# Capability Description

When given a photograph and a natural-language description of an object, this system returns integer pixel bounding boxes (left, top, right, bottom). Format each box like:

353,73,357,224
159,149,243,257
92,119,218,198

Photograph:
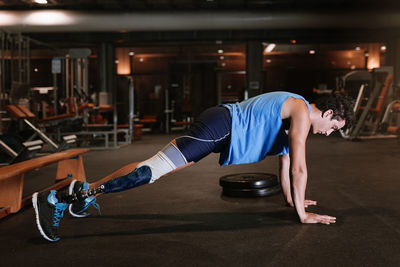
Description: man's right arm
279,154,293,207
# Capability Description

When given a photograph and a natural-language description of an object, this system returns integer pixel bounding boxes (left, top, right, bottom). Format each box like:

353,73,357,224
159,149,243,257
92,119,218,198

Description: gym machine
48,48,119,149
0,31,79,157
340,67,399,140
379,100,400,135
0,31,30,134
0,138,43,165
5,104,77,152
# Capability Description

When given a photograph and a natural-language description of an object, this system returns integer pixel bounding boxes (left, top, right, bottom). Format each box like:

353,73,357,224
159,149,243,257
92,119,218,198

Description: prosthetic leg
57,165,152,204
57,184,106,204
57,140,187,204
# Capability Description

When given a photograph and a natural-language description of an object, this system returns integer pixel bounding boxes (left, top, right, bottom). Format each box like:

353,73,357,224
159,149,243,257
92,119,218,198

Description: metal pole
0,32,4,105
10,34,14,87
23,119,59,151
76,58,81,99
4,34,9,103
128,77,134,143
165,87,170,134
18,33,21,83
26,37,30,85
110,44,117,148
0,32,3,133
22,36,26,84
83,57,88,101
128,53,134,143
70,58,74,99
65,56,69,99
112,75,118,148
2,33,7,109
53,72,58,115
0,140,18,158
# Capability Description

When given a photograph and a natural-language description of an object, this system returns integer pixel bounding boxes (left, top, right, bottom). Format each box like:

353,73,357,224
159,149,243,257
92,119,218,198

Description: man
32,91,354,242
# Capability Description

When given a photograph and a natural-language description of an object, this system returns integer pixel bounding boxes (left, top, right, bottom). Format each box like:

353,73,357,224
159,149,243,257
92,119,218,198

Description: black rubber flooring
1,133,400,266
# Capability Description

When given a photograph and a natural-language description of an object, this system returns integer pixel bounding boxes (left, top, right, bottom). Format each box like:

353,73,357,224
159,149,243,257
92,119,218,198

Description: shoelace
53,203,67,227
88,198,101,215
91,201,101,215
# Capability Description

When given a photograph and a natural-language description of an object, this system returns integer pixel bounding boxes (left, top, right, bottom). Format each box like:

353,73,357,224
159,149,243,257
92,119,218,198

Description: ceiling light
355,47,361,50
264,43,276,53
0,12,17,25
380,45,387,51
139,58,144,62
266,59,272,63
309,50,316,54
219,56,224,60
217,49,224,54
34,0,48,4
129,52,135,56
24,11,73,25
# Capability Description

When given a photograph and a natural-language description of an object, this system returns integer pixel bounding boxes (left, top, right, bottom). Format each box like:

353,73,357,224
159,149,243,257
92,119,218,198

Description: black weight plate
222,184,281,198
219,173,278,189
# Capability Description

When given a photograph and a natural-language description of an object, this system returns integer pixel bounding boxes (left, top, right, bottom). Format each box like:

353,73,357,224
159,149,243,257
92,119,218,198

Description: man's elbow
290,167,307,177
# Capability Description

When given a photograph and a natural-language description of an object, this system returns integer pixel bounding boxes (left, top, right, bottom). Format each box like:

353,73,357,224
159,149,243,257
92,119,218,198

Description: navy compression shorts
175,106,232,163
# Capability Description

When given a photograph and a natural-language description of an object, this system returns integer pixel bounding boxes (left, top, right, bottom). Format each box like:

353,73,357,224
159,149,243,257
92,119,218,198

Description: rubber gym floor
1,133,399,267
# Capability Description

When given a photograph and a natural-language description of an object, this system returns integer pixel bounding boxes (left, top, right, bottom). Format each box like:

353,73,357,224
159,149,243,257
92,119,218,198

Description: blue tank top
220,91,311,166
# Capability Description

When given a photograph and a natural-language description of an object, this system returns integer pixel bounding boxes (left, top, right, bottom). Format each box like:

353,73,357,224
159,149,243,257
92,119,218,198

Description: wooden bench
0,148,89,219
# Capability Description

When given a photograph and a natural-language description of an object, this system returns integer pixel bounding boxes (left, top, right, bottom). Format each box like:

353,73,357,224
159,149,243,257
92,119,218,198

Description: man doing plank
32,91,354,242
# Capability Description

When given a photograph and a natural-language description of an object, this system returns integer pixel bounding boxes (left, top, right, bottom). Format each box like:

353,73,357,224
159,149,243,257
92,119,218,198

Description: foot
32,190,68,242
68,180,100,217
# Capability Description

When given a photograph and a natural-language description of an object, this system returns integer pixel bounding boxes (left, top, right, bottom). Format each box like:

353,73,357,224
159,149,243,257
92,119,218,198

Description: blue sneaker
68,180,100,217
32,190,68,242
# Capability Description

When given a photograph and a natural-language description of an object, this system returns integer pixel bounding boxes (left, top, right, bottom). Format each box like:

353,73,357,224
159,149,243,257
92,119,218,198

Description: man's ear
321,109,333,118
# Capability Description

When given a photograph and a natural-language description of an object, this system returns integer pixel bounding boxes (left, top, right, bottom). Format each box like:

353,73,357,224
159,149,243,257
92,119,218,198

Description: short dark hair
315,94,355,129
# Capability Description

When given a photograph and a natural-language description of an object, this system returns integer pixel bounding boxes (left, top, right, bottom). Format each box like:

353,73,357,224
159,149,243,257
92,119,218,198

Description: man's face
312,110,346,136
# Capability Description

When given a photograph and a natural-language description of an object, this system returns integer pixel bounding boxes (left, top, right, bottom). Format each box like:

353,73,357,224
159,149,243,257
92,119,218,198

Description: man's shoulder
281,97,309,120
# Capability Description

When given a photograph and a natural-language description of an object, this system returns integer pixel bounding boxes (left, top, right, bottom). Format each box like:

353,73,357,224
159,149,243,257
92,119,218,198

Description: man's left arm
289,101,336,224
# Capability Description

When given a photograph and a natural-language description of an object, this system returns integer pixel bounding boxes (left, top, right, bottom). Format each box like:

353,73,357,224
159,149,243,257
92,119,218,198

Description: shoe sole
32,192,59,242
68,180,88,218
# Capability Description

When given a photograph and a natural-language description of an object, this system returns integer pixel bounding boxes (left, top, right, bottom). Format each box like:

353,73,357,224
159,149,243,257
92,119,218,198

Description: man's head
312,94,355,136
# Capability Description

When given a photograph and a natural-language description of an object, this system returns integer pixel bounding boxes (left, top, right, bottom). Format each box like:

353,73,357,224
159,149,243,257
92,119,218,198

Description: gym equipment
219,173,279,189
5,105,77,152
222,185,281,198
340,67,398,140
219,173,281,198
0,137,43,165
379,100,400,134
56,166,150,203
140,115,158,133
0,31,31,135
50,48,119,149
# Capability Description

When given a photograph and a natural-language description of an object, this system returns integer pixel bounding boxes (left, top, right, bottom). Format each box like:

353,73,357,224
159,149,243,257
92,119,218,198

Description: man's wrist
298,211,307,222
